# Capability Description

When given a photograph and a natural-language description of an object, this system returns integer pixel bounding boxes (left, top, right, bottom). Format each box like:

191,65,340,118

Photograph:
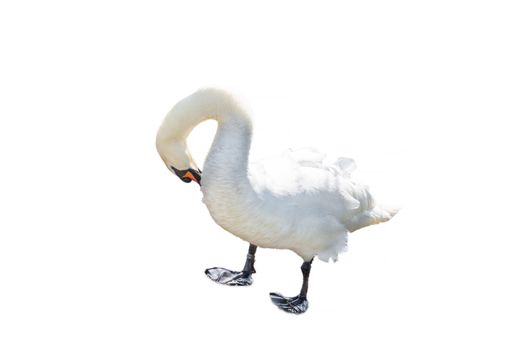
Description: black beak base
171,166,202,185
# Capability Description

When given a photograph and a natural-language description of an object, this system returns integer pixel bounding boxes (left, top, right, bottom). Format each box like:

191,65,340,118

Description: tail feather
371,205,399,224
347,205,399,232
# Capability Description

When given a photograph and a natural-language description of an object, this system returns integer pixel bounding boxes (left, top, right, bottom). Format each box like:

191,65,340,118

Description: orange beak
183,171,198,183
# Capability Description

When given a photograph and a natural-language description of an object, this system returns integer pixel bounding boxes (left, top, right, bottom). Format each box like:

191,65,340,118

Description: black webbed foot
269,292,309,314
205,267,253,286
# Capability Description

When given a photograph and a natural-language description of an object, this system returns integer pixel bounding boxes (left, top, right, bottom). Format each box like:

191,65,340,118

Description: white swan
156,88,397,313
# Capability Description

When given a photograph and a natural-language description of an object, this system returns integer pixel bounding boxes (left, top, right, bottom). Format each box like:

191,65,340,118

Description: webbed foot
205,267,253,286
269,292,309,314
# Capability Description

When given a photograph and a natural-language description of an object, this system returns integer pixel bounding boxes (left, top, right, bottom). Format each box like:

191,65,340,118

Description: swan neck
207,117,252,175
160,89,253,183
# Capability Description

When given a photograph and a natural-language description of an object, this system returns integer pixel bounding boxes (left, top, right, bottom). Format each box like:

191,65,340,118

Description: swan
156,88,397,313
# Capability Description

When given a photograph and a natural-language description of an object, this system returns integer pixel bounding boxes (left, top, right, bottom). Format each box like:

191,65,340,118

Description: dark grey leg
299,259,312,298
241,244,257,276
205,244,257,286
270,258,313,314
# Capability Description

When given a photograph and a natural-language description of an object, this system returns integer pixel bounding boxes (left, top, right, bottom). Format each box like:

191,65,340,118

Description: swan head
156,138,202,185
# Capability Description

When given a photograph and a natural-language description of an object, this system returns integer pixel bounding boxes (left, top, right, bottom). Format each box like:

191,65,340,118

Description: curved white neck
204,115,252,184
159,89,253,186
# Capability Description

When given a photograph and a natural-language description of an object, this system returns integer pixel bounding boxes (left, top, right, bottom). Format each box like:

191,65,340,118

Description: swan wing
286,147,356,174
249,147,360,209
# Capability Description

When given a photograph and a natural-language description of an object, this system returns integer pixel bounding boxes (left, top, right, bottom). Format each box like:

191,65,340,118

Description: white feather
157,88,398,262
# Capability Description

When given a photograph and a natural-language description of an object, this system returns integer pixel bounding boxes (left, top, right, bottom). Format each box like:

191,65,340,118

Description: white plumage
156,88,397,262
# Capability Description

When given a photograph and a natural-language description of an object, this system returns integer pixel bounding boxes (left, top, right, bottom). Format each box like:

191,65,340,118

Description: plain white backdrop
1,1,527,349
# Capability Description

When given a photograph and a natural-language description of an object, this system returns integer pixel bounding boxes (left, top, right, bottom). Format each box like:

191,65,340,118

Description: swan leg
270,258,313,314
205,244,257,286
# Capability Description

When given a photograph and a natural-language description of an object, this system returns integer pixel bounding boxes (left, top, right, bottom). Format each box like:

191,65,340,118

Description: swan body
204,148,395,262
156,88,397,313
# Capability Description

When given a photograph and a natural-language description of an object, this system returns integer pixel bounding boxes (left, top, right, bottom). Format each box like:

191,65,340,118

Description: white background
1,1,527,349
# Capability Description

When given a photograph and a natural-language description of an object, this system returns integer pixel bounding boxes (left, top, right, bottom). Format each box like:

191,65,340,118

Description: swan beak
182,168,202,185
183,170,199,184
170,166,202,185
